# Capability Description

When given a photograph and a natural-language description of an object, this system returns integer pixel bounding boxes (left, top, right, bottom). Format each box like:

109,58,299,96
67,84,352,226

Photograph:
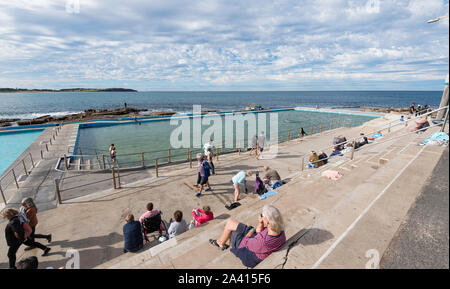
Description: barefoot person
249,134,258,156
256,132,266,160
231,170,252,203
109,144,117,163
209,205,286,268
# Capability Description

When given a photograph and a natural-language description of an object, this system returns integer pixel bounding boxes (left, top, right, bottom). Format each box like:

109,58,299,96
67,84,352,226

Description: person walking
2,208,51,269
205,147,216,175
195,153,211,197
249,134,258,156
20,198,52,251
256,131,266,160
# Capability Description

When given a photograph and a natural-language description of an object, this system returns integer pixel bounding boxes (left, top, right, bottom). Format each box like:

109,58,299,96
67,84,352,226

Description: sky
0,0,448,91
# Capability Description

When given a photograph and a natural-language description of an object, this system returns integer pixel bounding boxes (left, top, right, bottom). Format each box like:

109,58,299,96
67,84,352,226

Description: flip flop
209,239,229,250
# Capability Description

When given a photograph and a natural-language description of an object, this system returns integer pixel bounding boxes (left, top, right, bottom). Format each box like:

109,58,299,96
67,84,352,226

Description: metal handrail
298,105,448,161
300,108,448,169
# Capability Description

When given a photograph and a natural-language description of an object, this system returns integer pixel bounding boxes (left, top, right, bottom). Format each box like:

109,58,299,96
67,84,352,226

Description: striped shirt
238,228,286,260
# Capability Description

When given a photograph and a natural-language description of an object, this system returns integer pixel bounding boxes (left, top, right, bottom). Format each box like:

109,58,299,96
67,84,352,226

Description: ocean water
0,91,443,119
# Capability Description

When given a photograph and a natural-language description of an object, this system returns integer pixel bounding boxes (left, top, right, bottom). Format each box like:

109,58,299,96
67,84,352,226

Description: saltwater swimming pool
0,129,43,175
75,110,378,167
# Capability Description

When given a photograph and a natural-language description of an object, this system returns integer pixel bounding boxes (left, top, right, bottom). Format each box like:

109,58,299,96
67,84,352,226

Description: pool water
0,129,43,175
76,110,377,167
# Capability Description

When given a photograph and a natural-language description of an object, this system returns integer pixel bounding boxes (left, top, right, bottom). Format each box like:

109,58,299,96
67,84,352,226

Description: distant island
0,88,138,93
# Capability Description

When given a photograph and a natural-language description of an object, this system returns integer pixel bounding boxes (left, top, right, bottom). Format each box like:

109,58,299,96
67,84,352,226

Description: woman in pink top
138,202,159,223
191,205,214,227
209,205,286,268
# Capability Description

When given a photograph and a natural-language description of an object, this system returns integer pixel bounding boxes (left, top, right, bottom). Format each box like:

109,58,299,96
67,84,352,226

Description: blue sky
0,0,448,91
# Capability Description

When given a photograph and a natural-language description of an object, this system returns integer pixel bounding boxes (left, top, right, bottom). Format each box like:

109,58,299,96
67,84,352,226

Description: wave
0,111,83,120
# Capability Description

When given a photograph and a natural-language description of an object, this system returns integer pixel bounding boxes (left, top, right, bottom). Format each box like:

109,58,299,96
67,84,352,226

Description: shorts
230,223,252,249
197,172,209,185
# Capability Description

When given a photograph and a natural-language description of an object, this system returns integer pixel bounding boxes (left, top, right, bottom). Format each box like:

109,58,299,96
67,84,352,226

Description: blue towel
259,190,278,200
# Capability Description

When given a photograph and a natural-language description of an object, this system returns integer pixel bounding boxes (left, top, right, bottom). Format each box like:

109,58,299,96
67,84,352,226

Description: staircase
95,124,446,269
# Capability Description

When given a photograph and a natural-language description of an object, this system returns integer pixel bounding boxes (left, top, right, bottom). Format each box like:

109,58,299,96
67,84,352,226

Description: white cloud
0,0,448,90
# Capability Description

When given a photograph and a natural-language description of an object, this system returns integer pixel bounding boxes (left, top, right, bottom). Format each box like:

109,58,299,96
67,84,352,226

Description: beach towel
258,190,278,200
421,132,448,145
321,170,342,181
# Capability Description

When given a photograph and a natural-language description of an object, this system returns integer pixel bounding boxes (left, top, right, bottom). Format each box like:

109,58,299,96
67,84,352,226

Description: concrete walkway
0,114,446,269
2,124,78,210
380,148,449,269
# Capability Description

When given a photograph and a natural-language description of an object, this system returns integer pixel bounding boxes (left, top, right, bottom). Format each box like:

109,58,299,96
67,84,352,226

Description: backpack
254,176,267,195
17,212,32,239
202,160,211,177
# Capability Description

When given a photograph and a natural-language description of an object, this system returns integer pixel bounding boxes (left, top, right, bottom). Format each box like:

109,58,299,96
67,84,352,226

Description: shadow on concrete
295,228,334,246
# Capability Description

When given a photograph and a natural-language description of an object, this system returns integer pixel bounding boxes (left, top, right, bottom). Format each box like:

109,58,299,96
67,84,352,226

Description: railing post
22,160,28,176
102,155,106,169
12,169,19,189
168,149,171,163
112,167,117,189
117,167,122,189
301,157,304,171
55,179,62,204
155,159,159,178
348,119,351,128
388,122,391,133
320,124,323,134
49,138,52,146
222,141,224,152
46,144,49,152
310,125,313,135
238,142,241,155
441,106,449,132
298,129,301,139
343,119,346,127
330,120,333,130
30,153,35,168
188,149,192,168
288,130,290,142
41,150,44,160
141,153,145,168
0,184,6,204
216,147,219,161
